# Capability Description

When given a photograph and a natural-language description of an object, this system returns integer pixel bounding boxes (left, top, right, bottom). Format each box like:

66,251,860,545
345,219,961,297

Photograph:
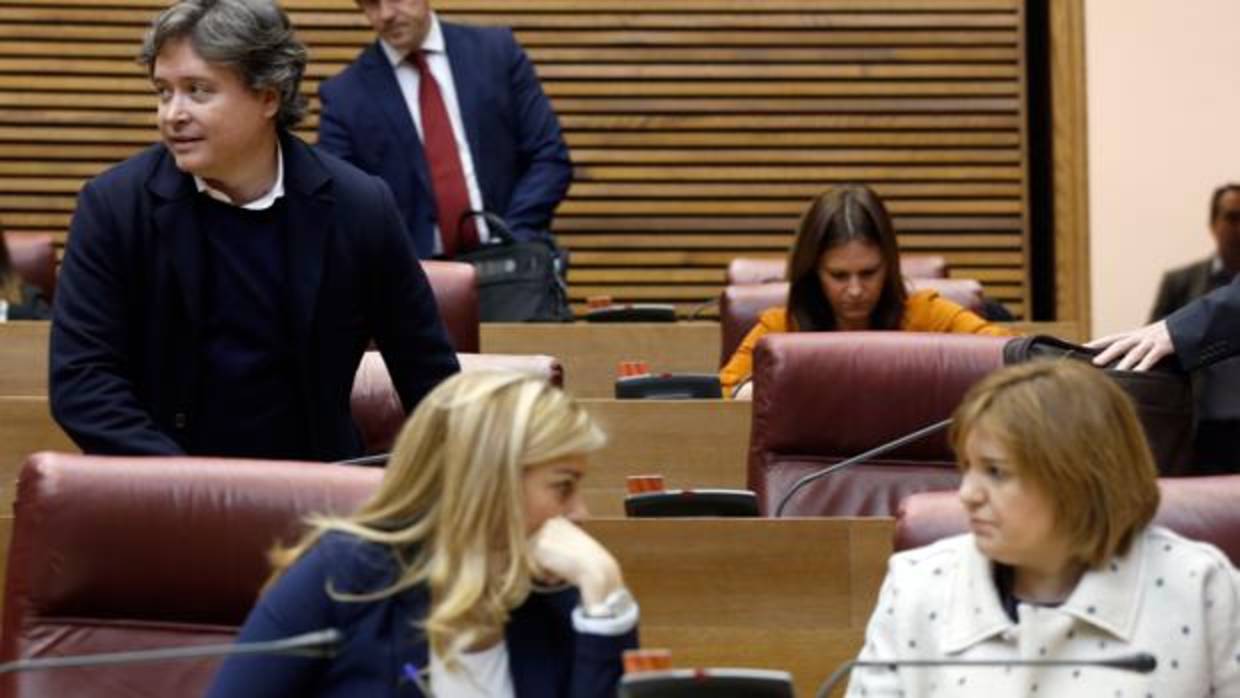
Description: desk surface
584,517,893,698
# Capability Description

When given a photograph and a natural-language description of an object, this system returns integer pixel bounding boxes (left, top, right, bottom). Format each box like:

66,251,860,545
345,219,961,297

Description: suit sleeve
498,30,572,242
49,179,184,455
205,542,337,698
366,176,460,411
317,80,359,166
1167,276,1240,370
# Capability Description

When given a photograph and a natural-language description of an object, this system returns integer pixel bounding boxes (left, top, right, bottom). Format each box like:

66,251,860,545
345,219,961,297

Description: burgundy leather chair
3,233,56,302
0,453,381,698
725,254,948,286
350,350,564,454
894,476,1240,565
748,332,1011,517
420,260,479,353
719,277,986,366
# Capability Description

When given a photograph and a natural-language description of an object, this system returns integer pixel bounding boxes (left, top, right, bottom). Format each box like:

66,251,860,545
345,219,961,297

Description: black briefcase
1002,335,1196,475
454,211,573,323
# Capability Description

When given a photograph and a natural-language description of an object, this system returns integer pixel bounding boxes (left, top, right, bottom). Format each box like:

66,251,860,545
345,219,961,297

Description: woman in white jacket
846,360,1239,697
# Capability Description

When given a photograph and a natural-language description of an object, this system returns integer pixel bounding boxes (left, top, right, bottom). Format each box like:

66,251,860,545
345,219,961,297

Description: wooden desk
483,322,721,398
0,396,75,506
0,321,50,396
584,517,893,698
582,399,751,516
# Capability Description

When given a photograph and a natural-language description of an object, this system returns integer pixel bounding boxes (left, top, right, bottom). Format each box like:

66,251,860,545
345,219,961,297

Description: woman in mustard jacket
720,184,1011,397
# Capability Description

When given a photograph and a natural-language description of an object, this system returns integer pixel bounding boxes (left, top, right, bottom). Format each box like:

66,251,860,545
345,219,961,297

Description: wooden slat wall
0,0,1029,317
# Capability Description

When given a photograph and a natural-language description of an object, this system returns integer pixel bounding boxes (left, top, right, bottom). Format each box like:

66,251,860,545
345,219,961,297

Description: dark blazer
49,132,460,460
317,22,571,258
1149,256,1221,322
1168,275,1240,371
206,532,636,697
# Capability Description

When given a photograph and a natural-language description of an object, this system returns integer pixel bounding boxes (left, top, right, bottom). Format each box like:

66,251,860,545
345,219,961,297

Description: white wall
1085,0,1240,336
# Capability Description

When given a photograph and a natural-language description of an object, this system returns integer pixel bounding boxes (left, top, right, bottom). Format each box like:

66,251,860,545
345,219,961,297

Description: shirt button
174,412,187,429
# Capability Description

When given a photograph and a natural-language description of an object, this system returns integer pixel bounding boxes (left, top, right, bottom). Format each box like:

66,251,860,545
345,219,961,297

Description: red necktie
411,51,478,257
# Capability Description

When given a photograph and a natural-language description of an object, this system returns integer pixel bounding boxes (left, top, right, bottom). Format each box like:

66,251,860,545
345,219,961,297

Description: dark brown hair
1210,183,1240,224
785,184,907,331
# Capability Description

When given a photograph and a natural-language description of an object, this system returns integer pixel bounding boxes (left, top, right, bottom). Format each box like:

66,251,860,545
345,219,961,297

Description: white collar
194,140,284,211
942,530,1149,653
379,11,444,67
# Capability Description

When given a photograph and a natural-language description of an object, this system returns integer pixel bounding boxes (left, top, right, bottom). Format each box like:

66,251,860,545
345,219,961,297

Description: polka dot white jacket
846,527,1239,698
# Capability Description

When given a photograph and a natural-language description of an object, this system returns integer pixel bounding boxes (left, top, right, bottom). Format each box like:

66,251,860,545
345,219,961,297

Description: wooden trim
1049,0,1091,329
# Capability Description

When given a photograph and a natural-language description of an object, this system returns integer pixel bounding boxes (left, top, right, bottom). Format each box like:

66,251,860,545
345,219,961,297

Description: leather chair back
350,350,564,454
719,277,986,366
420,260,479,353
748,332,1010,516
3,233,55,301
894,476,1240,565
0,453,381,698
725,254,948,286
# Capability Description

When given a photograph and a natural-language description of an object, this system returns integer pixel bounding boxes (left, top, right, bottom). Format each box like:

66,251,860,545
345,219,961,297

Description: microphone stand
0,628,340,674
815,652,1157,698
774,418,952,517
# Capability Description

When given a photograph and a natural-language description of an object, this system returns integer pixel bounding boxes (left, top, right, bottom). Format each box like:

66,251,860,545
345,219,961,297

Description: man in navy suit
50,0,459,461
317,0,571,259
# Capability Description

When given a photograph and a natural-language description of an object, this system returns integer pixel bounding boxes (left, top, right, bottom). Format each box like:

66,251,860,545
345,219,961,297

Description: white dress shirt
379,12,489,255
193,141,284,210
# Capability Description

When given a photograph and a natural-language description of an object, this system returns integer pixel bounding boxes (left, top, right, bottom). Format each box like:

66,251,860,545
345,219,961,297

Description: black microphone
338,453,389,466
814,652,1157,698
0,628,341,674
774,417,952,517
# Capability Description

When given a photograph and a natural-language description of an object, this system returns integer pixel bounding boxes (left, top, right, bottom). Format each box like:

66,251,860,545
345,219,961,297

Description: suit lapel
443,23,487,185
148,148,204,342
279,133,333,355
359,42,433,198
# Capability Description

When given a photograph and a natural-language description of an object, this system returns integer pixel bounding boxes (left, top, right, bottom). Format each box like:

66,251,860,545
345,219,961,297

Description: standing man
50,0,459,461
1147,183,1240,322
317,0,571,259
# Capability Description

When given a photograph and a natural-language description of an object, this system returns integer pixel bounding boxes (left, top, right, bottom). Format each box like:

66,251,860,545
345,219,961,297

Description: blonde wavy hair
267,371,606,666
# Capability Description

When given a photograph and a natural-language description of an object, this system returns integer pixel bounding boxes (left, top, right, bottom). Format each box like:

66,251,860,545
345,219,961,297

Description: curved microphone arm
814,653,1157,698
0,628,342,675
774,418,952,517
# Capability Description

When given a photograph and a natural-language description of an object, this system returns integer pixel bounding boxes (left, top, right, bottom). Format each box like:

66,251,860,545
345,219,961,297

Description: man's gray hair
138,0,308,128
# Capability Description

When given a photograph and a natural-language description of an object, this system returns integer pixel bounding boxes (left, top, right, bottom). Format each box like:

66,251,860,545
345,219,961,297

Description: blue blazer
317,23,572,258
1169,275,1240,370
49,131,460,460
206,533,636,697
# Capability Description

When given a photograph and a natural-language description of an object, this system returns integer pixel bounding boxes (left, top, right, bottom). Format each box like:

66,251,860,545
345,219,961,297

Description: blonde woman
846,360,1239,697
208,372,638,697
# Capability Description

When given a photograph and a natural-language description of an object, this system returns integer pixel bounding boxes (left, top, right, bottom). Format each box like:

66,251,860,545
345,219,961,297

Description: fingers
1083,332,1121,350
1114,338,1150,371
1091,334,1136,367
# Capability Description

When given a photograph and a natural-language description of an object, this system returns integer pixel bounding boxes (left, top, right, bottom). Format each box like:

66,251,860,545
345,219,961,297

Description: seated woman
0,222,51,321
846,360,1239,697
719,184,1011,397
207,371,638,697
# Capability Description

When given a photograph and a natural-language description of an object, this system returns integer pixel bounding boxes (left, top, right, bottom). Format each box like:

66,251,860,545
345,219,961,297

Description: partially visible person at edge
1147,183,1240,323
207,371,638,697
49,0,458,459
0,220,51,321
719,184,1013,398
845,360,1239,697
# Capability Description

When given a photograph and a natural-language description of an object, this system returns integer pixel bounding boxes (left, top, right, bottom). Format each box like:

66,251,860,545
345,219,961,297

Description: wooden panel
481,321,721,398
0,0,1032,318
0,396,76,513
0,321,50,396
581,398,751,516
583,517,894,697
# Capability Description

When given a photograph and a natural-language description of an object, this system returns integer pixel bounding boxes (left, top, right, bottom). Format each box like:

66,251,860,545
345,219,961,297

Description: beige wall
1085,0,1240,337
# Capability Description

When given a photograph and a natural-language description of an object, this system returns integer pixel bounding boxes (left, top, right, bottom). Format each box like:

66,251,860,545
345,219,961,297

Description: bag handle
459,209,518,246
